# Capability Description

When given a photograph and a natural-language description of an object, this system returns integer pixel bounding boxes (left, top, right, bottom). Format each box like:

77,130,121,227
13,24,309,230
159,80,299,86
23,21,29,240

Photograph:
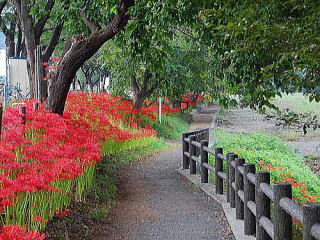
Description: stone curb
177,169,255,240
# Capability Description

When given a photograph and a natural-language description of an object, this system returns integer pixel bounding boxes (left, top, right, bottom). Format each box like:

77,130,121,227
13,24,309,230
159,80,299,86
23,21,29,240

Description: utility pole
158,97,162,123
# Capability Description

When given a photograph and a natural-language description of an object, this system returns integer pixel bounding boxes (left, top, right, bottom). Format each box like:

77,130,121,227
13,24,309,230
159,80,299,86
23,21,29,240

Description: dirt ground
217,107,320,177
219,107,320,158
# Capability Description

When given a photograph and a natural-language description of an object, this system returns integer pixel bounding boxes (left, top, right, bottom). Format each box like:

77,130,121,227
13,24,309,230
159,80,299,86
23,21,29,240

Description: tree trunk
5,33,15,58
46,0,134,115
15,28,23,57
134,94,147,109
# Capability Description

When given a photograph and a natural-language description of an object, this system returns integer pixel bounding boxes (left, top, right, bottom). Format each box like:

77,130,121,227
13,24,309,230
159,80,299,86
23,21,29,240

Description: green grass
152,114,189,139
90,207,110,222
273,93,320,117
214,130,320,202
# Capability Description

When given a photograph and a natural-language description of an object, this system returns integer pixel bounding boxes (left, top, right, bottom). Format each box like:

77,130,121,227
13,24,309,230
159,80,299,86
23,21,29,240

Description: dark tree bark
15,0,38,97
131,71,160,109
0,1,16,58
15,27,23,57
5,30,15,57
14,0,61,98
46,0,134,115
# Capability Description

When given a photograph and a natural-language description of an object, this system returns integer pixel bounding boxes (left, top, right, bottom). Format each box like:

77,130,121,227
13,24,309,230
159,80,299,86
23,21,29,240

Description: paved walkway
101,106,235,240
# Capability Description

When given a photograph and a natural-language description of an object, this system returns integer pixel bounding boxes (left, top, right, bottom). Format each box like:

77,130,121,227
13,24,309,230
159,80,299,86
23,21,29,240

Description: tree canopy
1,0,320,113
199,0,320,110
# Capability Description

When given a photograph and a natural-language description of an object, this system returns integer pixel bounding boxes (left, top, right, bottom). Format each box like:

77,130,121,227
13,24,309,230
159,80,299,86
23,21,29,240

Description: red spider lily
0,92,201,236
51,57,61,62
33,216,46,223
0,225,45,240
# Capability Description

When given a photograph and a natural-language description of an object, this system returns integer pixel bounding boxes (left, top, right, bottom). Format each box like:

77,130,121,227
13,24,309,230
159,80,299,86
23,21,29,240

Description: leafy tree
44,0,209,114
13,0,66,99
200,0,320,110
104,27,215,109
0,0,23,57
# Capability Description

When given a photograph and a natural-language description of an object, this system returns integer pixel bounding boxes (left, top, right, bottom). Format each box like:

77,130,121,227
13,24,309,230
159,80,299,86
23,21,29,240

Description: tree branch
146,80,160,96
81,12,102,33
131,75,140,95
142,70,152,90
34,0,55,43
42,22,64,62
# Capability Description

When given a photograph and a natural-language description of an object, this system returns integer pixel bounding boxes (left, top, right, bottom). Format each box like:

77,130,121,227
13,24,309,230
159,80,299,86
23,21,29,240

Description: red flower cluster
0,92,199,238
0,92,189,238
258,160,318,204
181,94,203,109
0,225,45,240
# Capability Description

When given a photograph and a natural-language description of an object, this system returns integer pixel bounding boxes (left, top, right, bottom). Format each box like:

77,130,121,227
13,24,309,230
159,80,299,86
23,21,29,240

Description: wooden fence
182,129,320,240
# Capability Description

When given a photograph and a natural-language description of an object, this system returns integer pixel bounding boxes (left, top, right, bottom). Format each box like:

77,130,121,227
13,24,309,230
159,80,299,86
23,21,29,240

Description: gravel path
100,107,235,240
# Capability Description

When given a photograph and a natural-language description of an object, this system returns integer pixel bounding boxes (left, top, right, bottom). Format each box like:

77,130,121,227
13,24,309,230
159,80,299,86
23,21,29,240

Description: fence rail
182,129,320,240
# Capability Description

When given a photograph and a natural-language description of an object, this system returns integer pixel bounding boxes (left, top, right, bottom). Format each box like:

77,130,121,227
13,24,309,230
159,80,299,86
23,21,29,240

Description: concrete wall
8,58,29,97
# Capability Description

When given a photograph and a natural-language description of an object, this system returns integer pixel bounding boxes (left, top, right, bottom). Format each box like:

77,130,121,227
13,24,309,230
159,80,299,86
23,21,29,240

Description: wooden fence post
19,106,26,125
244,164,256,235
226,153,232,203
189,135,197,174
200,140,209,183
274,183,293,240
256,171,271,240
215,147,223,194
303,203,320,240
182,133,189,169
235,158,245,219
33,102,39,111
229,154,238,208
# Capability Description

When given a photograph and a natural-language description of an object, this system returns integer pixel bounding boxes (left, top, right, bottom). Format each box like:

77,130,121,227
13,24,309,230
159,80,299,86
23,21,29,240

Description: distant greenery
152,115,189,139
273,94,320,117
214,130,320,203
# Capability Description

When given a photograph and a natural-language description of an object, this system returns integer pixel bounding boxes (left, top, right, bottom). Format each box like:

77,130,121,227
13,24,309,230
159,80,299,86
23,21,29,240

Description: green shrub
152,115,189,139
214,130,320,202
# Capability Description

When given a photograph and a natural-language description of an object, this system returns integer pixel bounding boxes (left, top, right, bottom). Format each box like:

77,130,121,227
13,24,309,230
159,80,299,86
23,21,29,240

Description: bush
152,115,189,139
214,130,320,204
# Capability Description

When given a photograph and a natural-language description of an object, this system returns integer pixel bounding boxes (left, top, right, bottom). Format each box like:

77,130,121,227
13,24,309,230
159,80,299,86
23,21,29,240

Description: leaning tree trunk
46,0,134,115
47,34,117,114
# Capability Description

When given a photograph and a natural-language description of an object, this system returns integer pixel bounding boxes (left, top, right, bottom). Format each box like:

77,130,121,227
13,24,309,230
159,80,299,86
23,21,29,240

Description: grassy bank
152,114,190,139
213,130,320,204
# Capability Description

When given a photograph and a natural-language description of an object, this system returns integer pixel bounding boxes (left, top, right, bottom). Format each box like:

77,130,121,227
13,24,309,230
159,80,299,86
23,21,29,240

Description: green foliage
152,115,189,139
89,207,109,222
214,130,320,201
179,112,193,124
199,1,320,110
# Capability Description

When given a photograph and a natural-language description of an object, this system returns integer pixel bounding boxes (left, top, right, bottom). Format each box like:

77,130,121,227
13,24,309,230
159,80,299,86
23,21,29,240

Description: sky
0,49,5,76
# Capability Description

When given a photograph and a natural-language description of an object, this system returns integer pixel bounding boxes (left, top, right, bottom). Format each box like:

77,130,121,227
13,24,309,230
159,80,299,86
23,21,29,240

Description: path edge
177,168,255,240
